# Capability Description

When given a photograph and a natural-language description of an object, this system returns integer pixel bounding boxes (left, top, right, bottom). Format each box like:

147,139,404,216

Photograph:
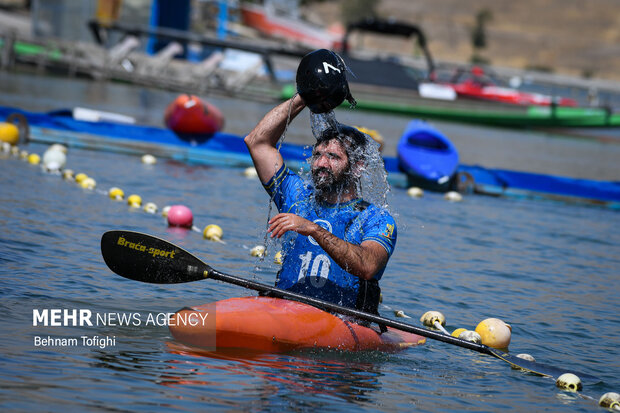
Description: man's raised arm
244,94,306,184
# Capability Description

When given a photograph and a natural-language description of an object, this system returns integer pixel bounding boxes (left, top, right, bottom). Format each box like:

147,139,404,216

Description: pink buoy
167,205,193,228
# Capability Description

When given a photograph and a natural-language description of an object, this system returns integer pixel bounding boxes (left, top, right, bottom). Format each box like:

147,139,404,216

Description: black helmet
296,49,356,113
316,123,367,148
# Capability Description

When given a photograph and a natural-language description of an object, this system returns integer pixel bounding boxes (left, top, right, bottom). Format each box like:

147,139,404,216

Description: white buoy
250,245,265,258
48,144,67,154
444,191,463,202
43,161,61,173
599,392,620,409
43,148,67,168
243,167,258,178
407,187,424,198
161,205,171,217
62,169,74,180
516,353,535,362
420,311,446,327
143,202,158,214
556,373,582,392
458,330,482,344
394,310,411,318
141,154,157,165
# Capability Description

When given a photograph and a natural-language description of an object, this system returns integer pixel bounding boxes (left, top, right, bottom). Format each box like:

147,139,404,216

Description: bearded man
244,94,396,314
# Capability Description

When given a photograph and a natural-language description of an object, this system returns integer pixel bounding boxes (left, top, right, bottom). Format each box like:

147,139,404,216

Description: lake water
0,71,619,412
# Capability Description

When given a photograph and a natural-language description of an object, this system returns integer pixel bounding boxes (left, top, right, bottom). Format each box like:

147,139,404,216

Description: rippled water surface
0,72,619,412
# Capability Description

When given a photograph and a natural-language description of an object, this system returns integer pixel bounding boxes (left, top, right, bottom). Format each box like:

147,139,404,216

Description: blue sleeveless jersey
263,165,397,308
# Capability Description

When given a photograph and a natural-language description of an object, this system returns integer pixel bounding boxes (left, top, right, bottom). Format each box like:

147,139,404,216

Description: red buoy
167,205,193,228
164,95,225,137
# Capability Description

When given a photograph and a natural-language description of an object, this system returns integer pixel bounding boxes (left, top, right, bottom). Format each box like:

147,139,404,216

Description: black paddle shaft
204,268,600,382
100,230,601,384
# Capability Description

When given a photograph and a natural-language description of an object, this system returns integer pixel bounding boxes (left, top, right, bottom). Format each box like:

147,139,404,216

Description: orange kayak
169,296,426,353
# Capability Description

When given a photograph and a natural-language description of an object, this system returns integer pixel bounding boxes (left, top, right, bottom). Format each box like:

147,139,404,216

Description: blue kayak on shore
397,120,459,191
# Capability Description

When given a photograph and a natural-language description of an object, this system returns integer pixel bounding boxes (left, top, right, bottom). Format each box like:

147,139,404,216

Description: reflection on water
164,343,384,405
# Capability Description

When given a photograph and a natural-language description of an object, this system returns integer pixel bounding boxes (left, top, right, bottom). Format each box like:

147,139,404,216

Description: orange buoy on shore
164,95,224,138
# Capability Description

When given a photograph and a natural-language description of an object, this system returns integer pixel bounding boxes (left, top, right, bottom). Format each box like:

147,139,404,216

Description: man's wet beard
312,165,355,202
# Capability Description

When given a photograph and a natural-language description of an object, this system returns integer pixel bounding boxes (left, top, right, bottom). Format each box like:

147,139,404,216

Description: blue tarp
2,105,619,206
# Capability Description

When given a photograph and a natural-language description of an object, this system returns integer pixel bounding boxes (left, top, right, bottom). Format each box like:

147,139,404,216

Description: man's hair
315,123,368,165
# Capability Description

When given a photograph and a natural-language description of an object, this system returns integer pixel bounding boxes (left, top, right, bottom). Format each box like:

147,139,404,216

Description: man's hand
267,212,389,281
268,213,316,238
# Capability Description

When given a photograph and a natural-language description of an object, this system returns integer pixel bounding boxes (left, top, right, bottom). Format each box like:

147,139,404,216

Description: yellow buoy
127,194,142,208
80,177,96,189
203,224,223,241
75,173,88,183
143,202,158,214
27,153,40,165
475,318,512,349
250,245,265,258
451,328,467,338
355,126,384,151
274,251,283,264
108,187,124,200
556,373,582,392
0,122,19,145
599,392,620,409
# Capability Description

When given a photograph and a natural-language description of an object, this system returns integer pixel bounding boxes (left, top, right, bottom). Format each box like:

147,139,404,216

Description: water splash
310,111,339,139
253,99,393,279
252,95,299,279
308,112,392,210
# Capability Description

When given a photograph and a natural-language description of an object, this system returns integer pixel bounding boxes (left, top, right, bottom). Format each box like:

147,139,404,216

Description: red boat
434,66,578,107
164,94,225,137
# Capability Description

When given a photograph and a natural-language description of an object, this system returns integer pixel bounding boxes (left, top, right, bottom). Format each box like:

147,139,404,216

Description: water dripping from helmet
253,94,299,280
